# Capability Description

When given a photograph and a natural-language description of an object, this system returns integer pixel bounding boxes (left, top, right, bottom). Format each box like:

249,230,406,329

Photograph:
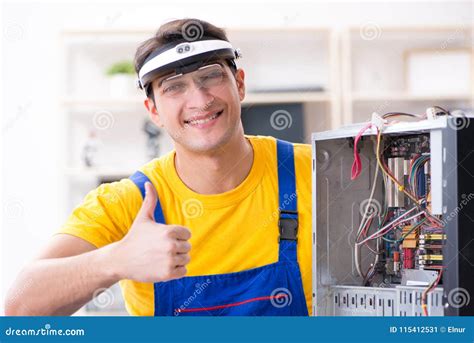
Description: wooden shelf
351,92,473,102
244,91,331,104
349,26,473,41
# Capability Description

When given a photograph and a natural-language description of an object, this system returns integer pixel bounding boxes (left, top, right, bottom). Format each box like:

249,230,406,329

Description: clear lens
195,65,225,89
159,64,226,98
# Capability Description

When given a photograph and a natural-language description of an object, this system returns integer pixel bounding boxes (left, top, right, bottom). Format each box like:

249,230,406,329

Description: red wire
351,123,376,180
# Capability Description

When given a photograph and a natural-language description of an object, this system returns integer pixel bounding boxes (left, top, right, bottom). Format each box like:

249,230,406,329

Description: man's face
145,62,246,154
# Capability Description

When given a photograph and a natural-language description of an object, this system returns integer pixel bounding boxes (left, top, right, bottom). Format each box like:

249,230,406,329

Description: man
5,19,312,316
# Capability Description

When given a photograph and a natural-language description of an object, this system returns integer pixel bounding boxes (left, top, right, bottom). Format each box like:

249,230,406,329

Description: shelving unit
351,92,473,102
342,26,473,124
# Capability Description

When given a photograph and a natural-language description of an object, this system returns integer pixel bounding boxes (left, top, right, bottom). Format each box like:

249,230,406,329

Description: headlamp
136,38,242,91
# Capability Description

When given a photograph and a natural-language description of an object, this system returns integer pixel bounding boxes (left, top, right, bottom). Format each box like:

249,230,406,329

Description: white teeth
187,111,221,126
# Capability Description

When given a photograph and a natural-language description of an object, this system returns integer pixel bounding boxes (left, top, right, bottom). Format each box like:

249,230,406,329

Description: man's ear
144,97,158,114
235,68,245,102
144,97,164,127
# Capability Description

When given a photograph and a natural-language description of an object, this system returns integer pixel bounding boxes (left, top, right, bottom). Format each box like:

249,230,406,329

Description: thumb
136,182,158,221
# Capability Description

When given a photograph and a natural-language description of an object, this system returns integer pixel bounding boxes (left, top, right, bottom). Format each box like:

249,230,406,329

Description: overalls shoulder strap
129,171,166,224
276,139,299,263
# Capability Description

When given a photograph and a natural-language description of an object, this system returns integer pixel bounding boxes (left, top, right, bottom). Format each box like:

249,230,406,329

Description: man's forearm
5,243,121,316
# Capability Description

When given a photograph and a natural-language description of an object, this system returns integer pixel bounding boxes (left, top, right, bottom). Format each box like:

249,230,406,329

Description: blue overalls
129,139,308,316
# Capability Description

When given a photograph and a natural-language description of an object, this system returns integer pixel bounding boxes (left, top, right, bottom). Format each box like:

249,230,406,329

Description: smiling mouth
184,110,224,126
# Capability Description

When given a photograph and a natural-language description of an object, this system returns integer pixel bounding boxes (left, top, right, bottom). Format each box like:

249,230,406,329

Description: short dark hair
134,18,235,101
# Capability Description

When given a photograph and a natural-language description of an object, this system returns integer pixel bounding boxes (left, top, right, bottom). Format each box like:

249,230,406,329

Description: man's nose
184,82,214,111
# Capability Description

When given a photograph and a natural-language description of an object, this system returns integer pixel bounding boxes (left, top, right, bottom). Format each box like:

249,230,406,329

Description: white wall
1,0,472,314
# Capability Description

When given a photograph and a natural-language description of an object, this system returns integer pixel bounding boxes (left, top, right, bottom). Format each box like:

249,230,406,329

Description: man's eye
199,72,224,85
204,71,223,80
163,83,185,94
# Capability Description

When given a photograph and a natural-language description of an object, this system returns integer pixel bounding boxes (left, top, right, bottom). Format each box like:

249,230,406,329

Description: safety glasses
157,63,228,99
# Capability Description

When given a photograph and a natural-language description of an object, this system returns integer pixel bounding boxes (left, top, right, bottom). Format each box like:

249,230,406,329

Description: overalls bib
129,139,308,316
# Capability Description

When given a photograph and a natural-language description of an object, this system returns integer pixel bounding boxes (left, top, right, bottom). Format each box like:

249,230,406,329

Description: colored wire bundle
408,155,430,199
350,109,449,314
381,218,427,243
421,269,443,316
353,124,382,278
356,207,423,245
375,130,420,204
375,128,444,230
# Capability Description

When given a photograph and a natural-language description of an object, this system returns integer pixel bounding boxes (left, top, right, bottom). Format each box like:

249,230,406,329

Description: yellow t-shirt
59,135,313,315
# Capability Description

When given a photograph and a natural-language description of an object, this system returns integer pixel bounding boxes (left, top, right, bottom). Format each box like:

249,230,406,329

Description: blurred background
1,0,473,315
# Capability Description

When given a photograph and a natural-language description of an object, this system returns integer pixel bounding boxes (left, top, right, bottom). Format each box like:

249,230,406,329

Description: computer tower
312,115,474,316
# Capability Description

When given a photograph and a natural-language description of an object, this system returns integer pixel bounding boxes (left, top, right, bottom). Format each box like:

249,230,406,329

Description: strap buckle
278,210,298,242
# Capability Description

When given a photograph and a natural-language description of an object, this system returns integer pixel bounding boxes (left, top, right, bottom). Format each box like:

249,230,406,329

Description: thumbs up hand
112,182,192,283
